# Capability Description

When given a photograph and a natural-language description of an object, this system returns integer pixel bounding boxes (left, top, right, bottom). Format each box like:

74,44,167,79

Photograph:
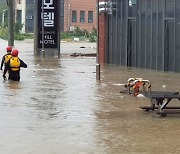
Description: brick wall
98,13,106,63
98,0,106,63
64,0,97,32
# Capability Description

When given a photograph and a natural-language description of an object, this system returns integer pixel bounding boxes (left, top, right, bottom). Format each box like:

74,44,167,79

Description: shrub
0,27,8,40
61,32,73,39
60,26,97,42
73,27,83,36
14,33,25,40
82,29,89,37
14,22,24,34
89,35,96,42
22,33,34,39
89,27,97,42
91,27,97,36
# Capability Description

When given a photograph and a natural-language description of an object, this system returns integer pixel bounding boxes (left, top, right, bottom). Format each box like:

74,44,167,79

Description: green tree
0,1,7,27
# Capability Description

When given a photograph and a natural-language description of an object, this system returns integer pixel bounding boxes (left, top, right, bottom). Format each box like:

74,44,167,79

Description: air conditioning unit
99,1,108,14
98,1,115,15
26,16,33,20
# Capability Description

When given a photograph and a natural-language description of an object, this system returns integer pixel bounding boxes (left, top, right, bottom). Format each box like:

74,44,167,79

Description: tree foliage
0,0,7,27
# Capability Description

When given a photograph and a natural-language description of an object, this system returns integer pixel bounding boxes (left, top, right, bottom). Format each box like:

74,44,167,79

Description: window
88,11,93,23
17,10,22,24
80,11,85,23
128,0,137,17
72,11,77,23
129,0,136,6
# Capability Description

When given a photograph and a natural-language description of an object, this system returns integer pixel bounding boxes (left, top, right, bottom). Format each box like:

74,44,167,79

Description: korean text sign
38,0,59,48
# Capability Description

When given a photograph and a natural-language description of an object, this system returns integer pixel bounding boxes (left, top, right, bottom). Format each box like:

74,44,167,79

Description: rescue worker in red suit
1,46,12,71
3,49,27,81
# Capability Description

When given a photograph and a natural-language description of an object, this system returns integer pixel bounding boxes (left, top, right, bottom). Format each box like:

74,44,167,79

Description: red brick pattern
64,0,97,32
97,0,106,63
98,13,106,63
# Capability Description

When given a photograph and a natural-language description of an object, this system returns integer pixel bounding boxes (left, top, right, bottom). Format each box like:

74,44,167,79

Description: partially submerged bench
140,92,180,117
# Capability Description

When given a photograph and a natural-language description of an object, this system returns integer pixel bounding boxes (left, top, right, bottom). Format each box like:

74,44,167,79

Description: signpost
34,0,60,57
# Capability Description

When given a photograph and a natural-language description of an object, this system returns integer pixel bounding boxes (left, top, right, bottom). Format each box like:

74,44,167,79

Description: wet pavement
1,39,180,153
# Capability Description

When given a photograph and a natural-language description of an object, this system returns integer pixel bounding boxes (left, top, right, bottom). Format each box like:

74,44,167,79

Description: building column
98,0,107,63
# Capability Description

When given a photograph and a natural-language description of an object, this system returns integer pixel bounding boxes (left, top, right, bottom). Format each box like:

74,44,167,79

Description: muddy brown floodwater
0,40,180,153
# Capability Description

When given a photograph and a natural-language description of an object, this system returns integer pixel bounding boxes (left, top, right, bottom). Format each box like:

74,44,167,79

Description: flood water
1,40,180,153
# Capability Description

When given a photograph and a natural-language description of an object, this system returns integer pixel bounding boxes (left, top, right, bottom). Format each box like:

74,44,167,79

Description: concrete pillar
98,0,106,63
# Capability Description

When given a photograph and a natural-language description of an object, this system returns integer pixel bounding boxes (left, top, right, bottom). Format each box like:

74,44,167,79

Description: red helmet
6,46,12,52
12,49,19,56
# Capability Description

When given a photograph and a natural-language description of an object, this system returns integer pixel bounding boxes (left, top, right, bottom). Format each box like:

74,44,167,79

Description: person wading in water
3,49,27,81
1,46,12,71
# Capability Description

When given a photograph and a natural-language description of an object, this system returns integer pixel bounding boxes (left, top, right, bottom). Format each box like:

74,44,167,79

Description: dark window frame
88,11,93,23
72,10,77,23
80,11,85,23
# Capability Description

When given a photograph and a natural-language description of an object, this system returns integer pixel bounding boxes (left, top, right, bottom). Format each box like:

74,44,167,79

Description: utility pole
7,0,14,46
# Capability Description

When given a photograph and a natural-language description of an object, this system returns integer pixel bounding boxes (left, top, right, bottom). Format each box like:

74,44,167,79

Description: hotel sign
38,0,59,48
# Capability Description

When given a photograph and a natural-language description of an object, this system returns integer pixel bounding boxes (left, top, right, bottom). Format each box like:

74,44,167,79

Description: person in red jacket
3,49,27,81
1,46,12,71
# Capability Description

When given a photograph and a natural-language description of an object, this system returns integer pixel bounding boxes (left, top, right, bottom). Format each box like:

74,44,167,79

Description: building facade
14,0,35,33
15,0,64,33
64,0,97,32
99,0,180,72
14,0,96,33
